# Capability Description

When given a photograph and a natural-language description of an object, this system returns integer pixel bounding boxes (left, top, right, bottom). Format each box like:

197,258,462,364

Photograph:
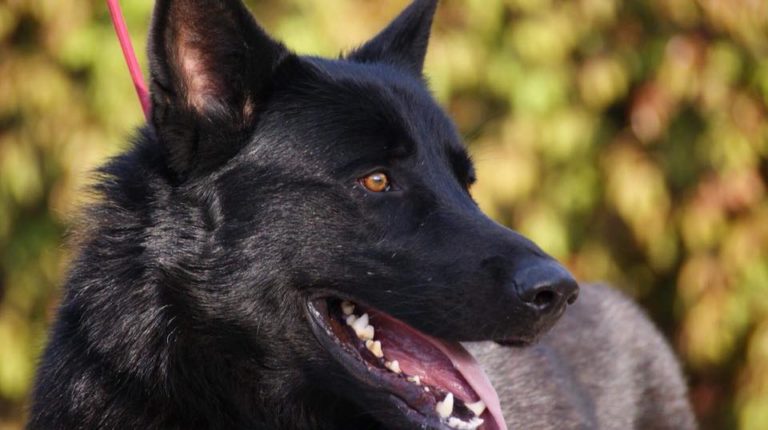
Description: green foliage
0,0,766,428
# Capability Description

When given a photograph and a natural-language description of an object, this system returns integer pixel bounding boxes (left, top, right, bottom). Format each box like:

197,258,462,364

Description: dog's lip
305,298,506,430
494,337,535,347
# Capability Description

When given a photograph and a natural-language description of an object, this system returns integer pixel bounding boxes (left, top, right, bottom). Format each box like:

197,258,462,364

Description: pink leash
106,0,151,119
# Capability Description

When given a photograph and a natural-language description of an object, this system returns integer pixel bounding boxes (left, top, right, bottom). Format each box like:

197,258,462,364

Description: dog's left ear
348,0,438,76
148,0,289,176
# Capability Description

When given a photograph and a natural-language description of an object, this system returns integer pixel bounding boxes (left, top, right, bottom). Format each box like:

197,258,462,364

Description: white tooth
466,400,486,417
358,325,374,341
352,313,369,330
424,387,430,392
351,313,375,340
365,340,383,358
447,417,484,430
341,301,355,315
407,375,421,385
435,392,453,418
384,360,401,374
468,417,484,429
346,314,357,326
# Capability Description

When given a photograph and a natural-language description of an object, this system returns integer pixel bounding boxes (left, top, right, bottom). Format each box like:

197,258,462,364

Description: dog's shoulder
558,283,697,429
556,282,666,351
468,283,697,430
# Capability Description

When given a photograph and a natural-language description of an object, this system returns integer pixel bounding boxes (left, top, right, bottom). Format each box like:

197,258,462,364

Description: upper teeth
385,360,401,374
341,301,355,315
347,313,374,341
365,340,383,358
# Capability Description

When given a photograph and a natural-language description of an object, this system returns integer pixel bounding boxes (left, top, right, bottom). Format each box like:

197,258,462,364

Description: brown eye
360,172,390,192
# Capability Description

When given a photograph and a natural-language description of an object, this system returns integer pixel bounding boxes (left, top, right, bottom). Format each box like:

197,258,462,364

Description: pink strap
106,0,151,119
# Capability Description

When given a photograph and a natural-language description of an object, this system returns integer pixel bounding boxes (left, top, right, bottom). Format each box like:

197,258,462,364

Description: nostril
518,284,562,312
532,289,556,308
517,277,579,312
566,288,579,305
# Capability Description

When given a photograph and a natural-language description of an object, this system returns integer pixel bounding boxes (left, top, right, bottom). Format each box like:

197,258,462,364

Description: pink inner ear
167,0,223,114
165,1,257,123
174,26,252,121
178,36,256,122
176,24,214,112
180,46,210,111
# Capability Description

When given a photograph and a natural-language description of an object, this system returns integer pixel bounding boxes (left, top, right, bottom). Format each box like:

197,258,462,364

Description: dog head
146,0,578,428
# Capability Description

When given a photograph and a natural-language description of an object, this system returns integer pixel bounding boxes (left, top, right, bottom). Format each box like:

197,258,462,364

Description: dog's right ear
148,0,288,176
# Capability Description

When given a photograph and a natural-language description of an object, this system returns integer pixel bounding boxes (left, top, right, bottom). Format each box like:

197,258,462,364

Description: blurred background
0,0,766,428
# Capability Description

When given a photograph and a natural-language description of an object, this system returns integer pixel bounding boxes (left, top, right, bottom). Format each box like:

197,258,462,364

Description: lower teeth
447,416,484,430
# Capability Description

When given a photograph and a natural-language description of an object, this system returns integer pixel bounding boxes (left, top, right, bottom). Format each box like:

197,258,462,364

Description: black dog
29,1,695,429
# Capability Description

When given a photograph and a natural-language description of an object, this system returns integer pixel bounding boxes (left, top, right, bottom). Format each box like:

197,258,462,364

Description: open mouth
307,298,507,430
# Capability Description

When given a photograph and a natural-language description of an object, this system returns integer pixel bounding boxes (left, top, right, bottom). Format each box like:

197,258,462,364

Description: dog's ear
148,0,288,176
348,0,438,76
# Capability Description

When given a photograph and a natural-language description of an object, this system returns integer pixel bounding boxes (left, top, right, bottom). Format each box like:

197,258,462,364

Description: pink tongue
369,311,507,430
425,338,507,430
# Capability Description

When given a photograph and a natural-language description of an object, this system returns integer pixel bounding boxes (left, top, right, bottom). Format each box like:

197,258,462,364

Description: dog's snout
515,260,579,314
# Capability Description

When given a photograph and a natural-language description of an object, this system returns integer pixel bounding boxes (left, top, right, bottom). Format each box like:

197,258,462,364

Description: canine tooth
407,375,421,385
341,301,355,315
435,392,453,418
365,340,383,358
385,360,401,374
465,400,486,417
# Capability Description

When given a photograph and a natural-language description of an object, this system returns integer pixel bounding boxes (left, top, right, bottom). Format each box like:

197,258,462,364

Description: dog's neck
40,135,375,429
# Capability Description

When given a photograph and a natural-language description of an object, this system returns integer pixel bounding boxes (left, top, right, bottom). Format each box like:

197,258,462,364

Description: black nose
515,260,579,314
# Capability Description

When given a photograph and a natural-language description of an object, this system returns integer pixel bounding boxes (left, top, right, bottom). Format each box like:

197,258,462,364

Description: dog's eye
360,172,391,193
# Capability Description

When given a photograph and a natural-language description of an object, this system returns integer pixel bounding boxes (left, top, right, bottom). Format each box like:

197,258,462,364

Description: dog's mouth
307,298,507,430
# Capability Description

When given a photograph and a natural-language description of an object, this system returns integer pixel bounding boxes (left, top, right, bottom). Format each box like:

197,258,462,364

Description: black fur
29,1,694,429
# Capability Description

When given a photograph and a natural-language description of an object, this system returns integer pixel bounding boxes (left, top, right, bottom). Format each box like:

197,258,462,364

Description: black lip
494,338,533,347
305,299,448,430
